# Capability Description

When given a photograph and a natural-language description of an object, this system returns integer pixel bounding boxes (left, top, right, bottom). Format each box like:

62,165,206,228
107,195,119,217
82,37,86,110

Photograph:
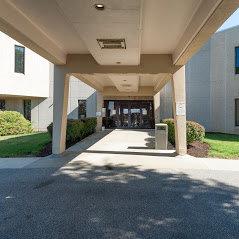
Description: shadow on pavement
0,160,239,239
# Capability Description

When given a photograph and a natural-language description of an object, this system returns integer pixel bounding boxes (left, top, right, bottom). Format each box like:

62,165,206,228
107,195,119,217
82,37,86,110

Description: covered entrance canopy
0,0,238,155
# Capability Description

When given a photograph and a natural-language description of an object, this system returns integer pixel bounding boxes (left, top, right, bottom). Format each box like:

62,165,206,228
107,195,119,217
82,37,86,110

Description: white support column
154,91,160,124
96,91,103,132
52,66,69,154
172,66,187,155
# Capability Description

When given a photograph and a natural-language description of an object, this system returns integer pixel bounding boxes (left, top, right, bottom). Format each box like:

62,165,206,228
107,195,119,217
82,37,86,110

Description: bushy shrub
66,119,85,143
161,118,175,145
162,118,205,145
83,117,98,137
186,120,205,144
0,111,33,136
47,117,97,144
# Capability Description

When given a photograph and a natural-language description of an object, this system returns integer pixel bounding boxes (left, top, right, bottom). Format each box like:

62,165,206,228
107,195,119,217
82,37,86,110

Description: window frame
235,99,239,126
14,45,25,74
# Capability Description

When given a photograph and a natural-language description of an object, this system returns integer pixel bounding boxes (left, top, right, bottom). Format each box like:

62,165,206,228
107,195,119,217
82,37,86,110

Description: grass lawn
204,133,239,159
0,132,51,157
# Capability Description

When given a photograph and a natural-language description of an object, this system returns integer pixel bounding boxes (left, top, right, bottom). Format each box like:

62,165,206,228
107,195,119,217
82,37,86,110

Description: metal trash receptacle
155,123,168,150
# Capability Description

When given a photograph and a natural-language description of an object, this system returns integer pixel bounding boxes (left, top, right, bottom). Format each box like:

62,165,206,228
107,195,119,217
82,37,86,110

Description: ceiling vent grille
97,39,126,49
121,84,131,88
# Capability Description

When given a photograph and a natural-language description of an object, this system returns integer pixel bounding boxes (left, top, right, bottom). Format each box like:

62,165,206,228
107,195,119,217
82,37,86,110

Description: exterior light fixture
95,4,105,10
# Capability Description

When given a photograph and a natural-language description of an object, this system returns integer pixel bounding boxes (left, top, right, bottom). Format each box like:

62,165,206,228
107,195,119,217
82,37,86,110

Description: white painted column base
52,66,69,154
172,66,187,155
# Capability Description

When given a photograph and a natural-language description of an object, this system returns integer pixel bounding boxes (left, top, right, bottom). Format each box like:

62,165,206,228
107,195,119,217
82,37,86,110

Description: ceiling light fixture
95,4,105,10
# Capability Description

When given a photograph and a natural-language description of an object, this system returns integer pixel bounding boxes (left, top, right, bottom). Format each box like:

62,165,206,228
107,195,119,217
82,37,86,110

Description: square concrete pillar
172,66,187,155
96,92,103,132
154,91,160,124
52,66,69,154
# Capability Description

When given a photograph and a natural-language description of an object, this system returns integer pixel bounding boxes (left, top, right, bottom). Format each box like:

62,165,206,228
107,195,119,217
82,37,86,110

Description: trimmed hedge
162,118,175,145
162,118,205,145
47,117,97,144
0,111,33,136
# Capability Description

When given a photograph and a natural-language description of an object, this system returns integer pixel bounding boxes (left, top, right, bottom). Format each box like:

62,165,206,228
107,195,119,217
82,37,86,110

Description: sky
217,8,239,31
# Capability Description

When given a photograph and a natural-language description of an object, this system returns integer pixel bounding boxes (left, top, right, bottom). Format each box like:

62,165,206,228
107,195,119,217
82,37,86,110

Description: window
0,100,5,111
236,99,239,126
78,100,86,119
235,47,239,74
15,45,25,74
23,100,31,121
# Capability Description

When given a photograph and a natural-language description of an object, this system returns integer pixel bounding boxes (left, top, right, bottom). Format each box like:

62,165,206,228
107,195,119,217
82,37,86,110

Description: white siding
160,26,239,134
0,31,50,98
32,74,96,131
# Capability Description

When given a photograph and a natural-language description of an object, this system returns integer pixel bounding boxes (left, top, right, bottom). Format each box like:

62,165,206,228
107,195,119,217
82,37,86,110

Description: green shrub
186,120,205,144
47,117,97,144
0,111,33,136
161,119,175,145
162,118,205,145
83,117,97,136
66,119,85,143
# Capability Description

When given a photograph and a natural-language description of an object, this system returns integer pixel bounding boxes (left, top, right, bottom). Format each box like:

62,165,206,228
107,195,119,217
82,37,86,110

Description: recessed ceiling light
95,4,105,10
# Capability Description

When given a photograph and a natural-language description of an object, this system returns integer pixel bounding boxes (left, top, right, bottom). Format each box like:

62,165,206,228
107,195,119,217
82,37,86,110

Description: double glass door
104,100,154,129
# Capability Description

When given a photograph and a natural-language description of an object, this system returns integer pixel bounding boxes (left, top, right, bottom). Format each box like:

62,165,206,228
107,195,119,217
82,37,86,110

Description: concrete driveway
0,130,239,239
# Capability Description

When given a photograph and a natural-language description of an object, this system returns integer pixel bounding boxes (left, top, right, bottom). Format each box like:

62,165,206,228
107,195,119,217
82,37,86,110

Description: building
0,31,50,130
2,24,239,136
0,31,97,131
161,25,239,135
0,0,238,155
0,29,155,131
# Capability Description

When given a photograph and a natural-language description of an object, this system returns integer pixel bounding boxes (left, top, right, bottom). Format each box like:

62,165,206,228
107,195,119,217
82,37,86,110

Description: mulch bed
187,141,210,158
36,141,76,157
36,142,52,157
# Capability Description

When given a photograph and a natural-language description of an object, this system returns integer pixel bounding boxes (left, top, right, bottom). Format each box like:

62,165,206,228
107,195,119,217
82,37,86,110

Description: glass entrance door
121,107,129,128
130,108,141,128
104,100,154,129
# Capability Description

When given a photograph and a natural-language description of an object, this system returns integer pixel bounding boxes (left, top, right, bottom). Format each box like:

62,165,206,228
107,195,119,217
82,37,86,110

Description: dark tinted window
236,99,239,126
23,100,31,121
235,47,239,74
78,100,86,119
15,45,25,74
0,100,5,111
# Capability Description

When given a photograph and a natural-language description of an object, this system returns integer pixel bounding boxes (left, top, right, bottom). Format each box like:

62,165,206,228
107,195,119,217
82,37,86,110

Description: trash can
155,123,168,150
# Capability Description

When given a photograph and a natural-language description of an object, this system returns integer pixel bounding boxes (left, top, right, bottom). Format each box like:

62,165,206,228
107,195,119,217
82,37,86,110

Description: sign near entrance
176,102,186,116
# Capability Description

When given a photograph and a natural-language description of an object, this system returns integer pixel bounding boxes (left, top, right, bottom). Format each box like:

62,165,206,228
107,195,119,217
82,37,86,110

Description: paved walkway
0,157,39,168
1,129,239,171
66,129,239,172
3,129,238,172
0,130,239,238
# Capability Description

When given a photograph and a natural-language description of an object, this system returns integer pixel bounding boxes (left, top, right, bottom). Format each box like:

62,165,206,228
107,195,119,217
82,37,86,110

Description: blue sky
218,8,239,31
